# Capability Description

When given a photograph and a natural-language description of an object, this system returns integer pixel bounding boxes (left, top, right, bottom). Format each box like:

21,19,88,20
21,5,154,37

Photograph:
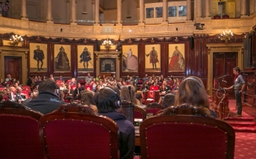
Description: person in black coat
26,79,65,114
94,87,135,159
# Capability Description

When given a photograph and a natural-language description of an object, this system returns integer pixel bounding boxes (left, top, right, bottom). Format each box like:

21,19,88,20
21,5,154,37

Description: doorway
213,52,237,98
4,56,22,83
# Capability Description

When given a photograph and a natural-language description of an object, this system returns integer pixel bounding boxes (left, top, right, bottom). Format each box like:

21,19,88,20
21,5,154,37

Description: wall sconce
102,38,113,51
218,30,233,43
194,23,204,30
9,34,23,46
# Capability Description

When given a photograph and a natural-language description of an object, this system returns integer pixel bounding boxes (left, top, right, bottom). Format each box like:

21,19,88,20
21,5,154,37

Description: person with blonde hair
120,85,140,106
174,76,217,118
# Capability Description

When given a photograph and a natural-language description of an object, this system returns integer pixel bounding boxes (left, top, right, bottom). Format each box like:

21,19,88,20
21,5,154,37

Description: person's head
60,46,65,52
5,0,9,4
163,93,175,108
84,47,88,51
80,90,95,105
135,92,142,101
38,79,58,93
175,46,178,50
36,45,40,49
233,66,241,75
152,47,155,50
94,87,121,113
174,76,209,108
120,85,136,102
87,73,91,76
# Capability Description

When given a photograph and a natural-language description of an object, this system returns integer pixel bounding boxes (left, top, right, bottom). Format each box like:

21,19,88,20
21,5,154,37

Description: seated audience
135,92,146,109
94,87,135,159
170,76,217,118
27,79,65,114
80,90,98,113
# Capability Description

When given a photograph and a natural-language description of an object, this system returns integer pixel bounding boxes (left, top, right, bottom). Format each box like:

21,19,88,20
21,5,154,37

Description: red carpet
225,100,256,133
235,132,256,159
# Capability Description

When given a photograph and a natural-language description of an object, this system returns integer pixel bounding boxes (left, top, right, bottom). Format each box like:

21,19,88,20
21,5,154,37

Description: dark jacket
99,111,135,159
27,92,65,114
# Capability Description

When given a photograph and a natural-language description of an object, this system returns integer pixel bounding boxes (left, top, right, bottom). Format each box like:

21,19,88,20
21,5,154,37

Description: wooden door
4,56,22,83
213,52,237,98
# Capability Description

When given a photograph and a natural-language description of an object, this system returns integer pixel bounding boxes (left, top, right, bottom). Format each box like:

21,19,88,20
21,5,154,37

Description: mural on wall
54,44,71,72
77,45,94,72
145,44,161,72
122,45,138,72
29,43,47,72
168,44,185,72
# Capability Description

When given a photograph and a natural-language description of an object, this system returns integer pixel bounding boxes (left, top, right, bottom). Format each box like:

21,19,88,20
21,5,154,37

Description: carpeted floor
226,100,256,159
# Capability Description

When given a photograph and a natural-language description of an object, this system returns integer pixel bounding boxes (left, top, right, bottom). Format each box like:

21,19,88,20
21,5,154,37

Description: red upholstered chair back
22,85,31,93
39,113,119,159
146,102,164,117
0,101,44,159
134,106,147,120
140,115,235,159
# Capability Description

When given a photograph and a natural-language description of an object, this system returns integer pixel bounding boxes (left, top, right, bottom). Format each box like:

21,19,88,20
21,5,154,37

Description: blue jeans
234,90,242,115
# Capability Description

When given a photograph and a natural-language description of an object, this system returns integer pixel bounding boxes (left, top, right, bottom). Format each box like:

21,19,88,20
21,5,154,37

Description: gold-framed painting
122,45,138,72
145,44,161,72
29,43,47,72
54,44,71,72
168,44,185,72
77,45,94,72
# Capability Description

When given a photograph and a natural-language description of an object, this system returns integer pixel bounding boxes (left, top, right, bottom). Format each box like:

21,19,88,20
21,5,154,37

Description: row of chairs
0,101,235,159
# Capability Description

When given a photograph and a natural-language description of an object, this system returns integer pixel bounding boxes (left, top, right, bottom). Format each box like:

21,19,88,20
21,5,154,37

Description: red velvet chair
140,105,235,159
39,111,119,159
146,102,164,117
22,85,31,93
134,106,147,124
0,101,45,159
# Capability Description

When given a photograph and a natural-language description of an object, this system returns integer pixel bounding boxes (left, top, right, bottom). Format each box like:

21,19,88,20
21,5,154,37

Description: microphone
218,74,229,79
128,86,132,103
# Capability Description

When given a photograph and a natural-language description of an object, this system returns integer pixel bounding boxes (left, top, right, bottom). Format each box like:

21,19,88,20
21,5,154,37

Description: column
162,0,168,24
205,0,210,18
250,0,255,15
47,0,53,22
21,0,27,20
241,0,247,16
186,0,191,20
117,0,122,25
70,0,76,24
196,0,202,18
139,0,144,25
94,0,99,25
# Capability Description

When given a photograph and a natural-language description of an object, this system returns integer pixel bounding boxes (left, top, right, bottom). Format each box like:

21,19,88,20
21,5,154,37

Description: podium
212,88,229,119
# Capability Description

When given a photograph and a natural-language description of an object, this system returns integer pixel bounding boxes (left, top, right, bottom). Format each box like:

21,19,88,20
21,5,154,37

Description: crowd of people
0,71,227,159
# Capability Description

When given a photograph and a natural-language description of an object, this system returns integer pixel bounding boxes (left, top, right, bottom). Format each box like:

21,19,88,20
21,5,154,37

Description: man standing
1,0,9,17
27,79,65,114
225,66,245,116
33,45,45,71
79,47,91,69
146,47,159,69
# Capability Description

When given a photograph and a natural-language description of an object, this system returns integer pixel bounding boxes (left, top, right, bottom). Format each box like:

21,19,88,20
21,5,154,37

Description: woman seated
162,76,217,118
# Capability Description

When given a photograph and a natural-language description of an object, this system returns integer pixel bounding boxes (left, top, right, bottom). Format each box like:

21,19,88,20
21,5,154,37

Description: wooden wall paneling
161,39,168,77
139,39,145,77
71,39,77,78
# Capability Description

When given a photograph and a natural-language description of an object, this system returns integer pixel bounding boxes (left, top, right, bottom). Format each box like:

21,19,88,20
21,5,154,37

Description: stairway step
226,121,256,127
232,126,256,133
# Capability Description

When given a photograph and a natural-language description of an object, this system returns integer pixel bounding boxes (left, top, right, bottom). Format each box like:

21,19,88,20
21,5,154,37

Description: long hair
120,85,139,105
174,76,209,109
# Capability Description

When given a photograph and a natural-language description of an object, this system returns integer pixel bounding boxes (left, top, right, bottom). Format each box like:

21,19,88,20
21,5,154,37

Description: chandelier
102,38,113,51
9,34,23,46
218,30,233,43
